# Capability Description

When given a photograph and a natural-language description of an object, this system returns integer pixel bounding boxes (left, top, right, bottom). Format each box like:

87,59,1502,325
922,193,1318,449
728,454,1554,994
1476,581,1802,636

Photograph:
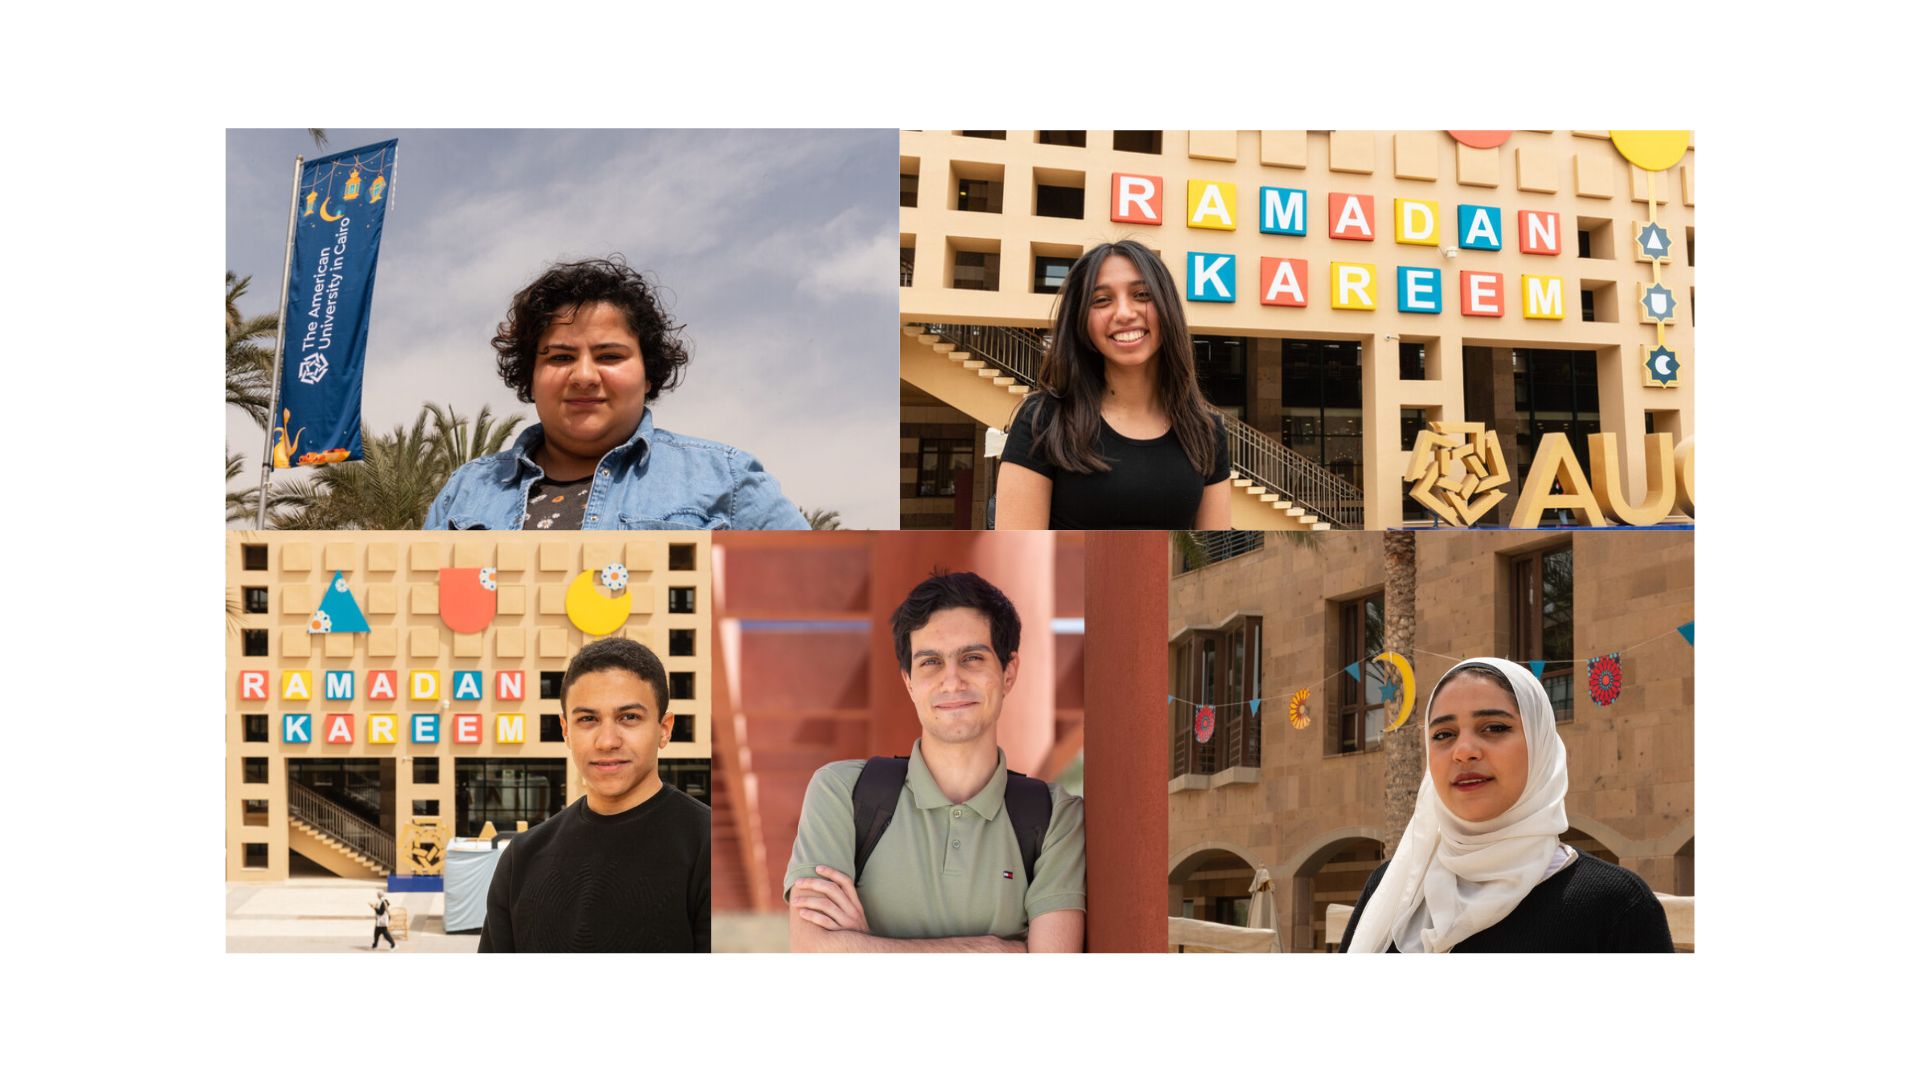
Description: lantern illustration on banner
344,168,362,200
1195,705,1216,744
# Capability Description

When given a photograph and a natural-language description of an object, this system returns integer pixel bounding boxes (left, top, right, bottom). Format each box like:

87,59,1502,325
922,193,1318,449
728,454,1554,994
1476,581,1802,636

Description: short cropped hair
492,256,691,405
561,637,670,716
889,570,1021,671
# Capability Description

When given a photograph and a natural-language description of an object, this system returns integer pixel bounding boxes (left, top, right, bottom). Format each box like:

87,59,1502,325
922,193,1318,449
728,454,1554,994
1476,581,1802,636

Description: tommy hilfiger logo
1002,870,1014,879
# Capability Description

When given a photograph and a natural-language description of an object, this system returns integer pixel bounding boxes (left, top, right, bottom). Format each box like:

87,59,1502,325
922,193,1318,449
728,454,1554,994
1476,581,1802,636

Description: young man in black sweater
479,637,710,952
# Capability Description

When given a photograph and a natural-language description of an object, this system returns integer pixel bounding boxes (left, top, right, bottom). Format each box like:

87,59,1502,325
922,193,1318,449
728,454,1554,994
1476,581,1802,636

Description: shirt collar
497,407,656,482
905,739,1010,821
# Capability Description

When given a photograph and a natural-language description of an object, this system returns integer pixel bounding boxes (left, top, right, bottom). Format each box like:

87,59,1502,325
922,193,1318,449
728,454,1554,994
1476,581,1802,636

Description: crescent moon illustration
318,197,343,222
1375,650,1416,732
565,569,631,635
1655,354,1675,376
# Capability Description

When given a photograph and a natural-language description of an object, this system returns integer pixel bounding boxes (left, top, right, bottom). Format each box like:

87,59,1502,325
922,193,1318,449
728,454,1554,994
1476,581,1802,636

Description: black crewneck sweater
479,784,710,953
1338,850,1674,953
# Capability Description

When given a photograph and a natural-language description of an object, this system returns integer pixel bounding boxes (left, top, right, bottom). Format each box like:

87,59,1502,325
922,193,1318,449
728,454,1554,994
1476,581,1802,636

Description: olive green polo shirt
783,740,1086,941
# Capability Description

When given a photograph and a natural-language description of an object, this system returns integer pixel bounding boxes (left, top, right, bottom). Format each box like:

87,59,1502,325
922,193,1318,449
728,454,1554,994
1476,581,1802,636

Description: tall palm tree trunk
1381,530,1420,858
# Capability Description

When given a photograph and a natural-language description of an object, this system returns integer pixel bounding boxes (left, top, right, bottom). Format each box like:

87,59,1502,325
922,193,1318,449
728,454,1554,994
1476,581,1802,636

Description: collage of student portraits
225,128,1695,954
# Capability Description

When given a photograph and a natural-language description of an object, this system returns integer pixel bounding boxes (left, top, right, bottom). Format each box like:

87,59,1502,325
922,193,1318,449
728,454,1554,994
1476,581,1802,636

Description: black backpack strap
850,756,909,884
1002,770,1053,887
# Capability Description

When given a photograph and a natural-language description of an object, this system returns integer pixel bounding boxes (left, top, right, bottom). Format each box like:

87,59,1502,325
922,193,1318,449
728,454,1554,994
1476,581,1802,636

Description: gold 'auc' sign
1406,425,1695,528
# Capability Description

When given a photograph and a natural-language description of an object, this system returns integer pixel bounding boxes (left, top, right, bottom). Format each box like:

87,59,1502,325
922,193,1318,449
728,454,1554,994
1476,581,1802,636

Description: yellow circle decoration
1375,651,1416,732
564,569,631,635
1609,131,1691,172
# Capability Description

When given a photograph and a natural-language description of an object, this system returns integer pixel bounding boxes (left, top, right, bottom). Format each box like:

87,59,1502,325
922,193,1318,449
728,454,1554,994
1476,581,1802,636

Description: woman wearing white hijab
1340,658,1672,953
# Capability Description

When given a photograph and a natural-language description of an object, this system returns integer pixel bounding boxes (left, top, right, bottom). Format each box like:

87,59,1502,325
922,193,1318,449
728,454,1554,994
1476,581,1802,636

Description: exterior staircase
902,323,1362,530
288,780,392,878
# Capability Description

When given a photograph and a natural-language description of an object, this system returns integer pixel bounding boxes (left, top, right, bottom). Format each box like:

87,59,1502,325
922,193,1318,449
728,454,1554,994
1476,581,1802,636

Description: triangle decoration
1676,621,1694,646
1528,659,1547,680
310,570,370,634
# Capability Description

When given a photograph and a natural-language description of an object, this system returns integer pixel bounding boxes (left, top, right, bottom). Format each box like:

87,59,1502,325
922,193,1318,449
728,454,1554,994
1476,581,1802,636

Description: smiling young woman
1340,657,1674,953
993,240,1231,530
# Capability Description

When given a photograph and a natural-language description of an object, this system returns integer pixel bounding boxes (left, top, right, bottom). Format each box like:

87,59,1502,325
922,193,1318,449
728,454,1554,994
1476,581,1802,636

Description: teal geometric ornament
1645,345,1680,385
1637,221,1672,259
310,570,370,634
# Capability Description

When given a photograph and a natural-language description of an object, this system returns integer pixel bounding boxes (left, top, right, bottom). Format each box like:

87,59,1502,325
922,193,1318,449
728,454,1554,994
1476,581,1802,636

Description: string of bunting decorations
1171,620,1692,739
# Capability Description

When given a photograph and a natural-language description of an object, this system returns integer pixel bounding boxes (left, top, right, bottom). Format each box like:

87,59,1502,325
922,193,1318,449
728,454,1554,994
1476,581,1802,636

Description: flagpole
256,153,305,529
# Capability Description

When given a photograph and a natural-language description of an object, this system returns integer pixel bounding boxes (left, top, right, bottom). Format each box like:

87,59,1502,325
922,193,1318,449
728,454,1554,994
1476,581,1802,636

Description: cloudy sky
227,128,898,527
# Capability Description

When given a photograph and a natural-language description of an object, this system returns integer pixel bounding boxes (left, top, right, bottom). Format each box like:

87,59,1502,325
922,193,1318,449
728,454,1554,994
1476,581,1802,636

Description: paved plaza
226,875,480,953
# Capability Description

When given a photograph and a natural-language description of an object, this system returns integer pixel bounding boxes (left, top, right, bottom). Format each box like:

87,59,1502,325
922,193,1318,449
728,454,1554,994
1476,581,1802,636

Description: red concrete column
866,532,1057,774
1083,531,1170,953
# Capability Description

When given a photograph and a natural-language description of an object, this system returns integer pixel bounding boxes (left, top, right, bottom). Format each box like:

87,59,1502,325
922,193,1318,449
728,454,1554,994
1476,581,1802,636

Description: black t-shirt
1337,850,1675,953
478,784,711,952
998,395,1231,529
522,474,592,530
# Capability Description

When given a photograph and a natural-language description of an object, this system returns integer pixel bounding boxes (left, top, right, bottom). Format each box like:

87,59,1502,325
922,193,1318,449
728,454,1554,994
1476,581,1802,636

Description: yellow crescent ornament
1609,131,1691,173
318,197,343,222
1375,651,1416,732
564,569,631,635
1287,688,1312,730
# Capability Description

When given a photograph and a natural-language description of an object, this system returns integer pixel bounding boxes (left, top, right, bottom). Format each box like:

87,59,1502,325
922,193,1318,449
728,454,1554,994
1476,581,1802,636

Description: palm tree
226,272,278,430
427,402,524,471
1380,530,1420,857
267,407,447,530
799,506,843,531
308,129,329,149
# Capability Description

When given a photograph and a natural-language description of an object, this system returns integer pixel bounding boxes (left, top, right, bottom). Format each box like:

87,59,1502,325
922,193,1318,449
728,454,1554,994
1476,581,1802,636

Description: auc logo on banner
273,138,398,470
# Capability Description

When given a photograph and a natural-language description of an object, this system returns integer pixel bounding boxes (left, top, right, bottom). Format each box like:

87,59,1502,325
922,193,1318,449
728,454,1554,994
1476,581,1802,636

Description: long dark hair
1014,240,1217,476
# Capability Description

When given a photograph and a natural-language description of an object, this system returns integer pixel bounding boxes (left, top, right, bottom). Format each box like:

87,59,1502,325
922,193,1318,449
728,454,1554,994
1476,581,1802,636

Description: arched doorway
1283,834,1385,952
1169,848,1257,928
1562,826,1621,865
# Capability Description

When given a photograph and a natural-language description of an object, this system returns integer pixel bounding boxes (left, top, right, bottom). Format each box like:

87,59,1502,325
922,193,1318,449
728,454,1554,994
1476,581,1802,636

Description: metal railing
289,779,394,872
1175,530,1265,574
915,323,1364,527
900,260,913,287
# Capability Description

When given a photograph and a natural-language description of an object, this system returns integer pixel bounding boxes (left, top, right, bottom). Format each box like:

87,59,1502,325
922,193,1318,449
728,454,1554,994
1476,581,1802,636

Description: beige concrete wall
1167,530,1693,950
902,131,1695,529
226,532,711,882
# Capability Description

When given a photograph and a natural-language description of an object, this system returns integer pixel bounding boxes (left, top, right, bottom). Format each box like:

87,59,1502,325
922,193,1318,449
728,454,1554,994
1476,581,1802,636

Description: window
1034,183,1083,219
952,250,1000,291
659,760,710,802
412,757,439,785
455,759,567,836
243,714,269,743
669,671,695,702
954,177,1003,213
959,130,1006,140
1398,341,1426,381
540,714,565,742
1512,349,1601,476
670,714,695,743
668,587,696,614
1280,339,1364,490
1400,408,1429,453
1510,546,1575,723
1192,336,1248,413
669,628,696,657
914,437,975,497
1575,217,1613,260
242,799,269,826
539,670,565,699
242,629,268,657
1169,616,1263,778
668,543,696,571
243,843,269,869
1333,594,1385,754
1685,226,1695,267
1578,280,1617,323
1036,130,1085,147
243,586,269,614
1113,130,1162,154
242,544,268,571
412,800,440,816
900,245,915,287
1033,256,1073,295
899,172,918,208
243,757,269,784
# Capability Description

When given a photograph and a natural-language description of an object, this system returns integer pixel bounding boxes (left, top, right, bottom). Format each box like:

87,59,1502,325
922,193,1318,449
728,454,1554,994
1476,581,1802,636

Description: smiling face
562,667,672,815
1426,673,1530,823
530,301,651,472
1084,253,1162,371
900,607,1019,748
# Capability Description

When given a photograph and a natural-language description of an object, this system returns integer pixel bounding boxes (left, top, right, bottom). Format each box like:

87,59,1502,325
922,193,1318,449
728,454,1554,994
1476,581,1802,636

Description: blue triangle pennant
1528,659,1547,680
1249,698,1261,717
1677,621,1694,646
1344,662,1362,683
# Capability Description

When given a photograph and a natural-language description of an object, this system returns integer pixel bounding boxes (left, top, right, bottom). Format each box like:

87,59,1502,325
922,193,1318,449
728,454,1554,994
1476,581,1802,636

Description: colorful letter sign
1518,210,1560,255
1397,266,1442,313
1395,199,1440,246
1260,257,1308,307
1458,205,1502,251
1187,253,1236,302
1186,180,1236,230
1522,275,1565,319
1260,187,1307,235
1329,193,1375,240
1461,271,1505,316
1331,263,1377,310
1111,173,1162,224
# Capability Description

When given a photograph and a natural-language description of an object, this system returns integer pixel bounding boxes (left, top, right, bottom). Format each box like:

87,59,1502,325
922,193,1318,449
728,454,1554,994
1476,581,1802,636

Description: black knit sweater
1338,850,1675,953
479,784,711,953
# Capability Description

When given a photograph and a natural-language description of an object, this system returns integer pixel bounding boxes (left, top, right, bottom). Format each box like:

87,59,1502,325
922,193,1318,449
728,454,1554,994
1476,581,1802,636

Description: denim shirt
424,409,809,531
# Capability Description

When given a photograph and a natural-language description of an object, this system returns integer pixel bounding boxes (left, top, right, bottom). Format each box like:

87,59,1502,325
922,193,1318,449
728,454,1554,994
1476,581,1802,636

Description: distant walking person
370,891,397,950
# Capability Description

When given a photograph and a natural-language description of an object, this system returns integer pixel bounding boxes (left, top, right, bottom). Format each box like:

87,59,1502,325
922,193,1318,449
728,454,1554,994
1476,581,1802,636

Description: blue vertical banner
273,139,398,469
